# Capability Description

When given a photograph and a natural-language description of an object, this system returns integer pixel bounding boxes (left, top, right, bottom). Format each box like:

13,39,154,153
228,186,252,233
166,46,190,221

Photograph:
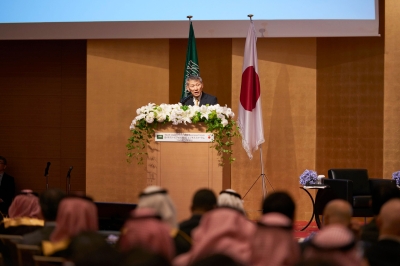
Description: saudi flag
181,22,200,99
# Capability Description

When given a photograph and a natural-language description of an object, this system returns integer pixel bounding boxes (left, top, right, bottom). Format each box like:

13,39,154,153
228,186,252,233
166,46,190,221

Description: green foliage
127,104,240,166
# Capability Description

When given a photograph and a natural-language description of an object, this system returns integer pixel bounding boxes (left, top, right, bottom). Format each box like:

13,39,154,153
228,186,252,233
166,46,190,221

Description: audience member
118,208,175,261
21,188,66,245
364,198,400,266
217,189,245,214
303,224,363,266
301,199,355,253
173,207,256,266
2,191,44,235
360,182,400,247
0,156,16,215
262,191,295,221
67,231,122,266
42,197,98,256
322,199,352,228
138,186,177,229
251,192,300,266
138,186,190,256
179,188,216,238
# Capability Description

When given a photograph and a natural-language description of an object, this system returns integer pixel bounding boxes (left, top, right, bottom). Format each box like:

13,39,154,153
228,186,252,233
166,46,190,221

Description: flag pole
187,15,192,21
249,14,266,200
259,146,266,199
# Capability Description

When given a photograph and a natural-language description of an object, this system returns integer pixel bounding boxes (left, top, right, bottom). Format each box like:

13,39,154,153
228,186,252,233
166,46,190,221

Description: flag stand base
242,147,275,201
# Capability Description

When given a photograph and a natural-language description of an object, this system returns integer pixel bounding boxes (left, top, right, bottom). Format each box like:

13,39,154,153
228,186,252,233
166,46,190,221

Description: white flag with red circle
237,21,265,159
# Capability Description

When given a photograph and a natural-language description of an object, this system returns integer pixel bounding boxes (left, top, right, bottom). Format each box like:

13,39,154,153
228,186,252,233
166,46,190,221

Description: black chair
314,169,396,227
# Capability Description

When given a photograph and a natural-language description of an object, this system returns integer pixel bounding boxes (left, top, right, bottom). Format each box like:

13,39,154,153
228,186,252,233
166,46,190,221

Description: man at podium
180,76,218,106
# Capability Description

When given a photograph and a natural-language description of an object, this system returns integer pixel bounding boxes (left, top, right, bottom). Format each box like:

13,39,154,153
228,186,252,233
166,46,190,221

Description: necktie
195,99,199,106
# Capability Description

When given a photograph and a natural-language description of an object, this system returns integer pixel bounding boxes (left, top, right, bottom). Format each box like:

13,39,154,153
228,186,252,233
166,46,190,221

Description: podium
146,123,230,221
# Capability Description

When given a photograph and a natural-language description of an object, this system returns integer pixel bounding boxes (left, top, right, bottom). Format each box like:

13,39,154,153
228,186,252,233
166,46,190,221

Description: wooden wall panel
232,38,317,221
384,0,400,178
0,40,87,195
86,39,169,204
316,37,384,178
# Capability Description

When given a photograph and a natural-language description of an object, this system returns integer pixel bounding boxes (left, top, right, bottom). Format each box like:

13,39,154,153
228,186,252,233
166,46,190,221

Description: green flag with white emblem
181,22,200,100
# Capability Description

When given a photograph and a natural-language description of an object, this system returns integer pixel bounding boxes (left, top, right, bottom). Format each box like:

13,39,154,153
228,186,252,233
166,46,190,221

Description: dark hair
185,75,203,85
191,189,217,212
0,156,7,165
39,188,66,221
371,182,400,215
69,232,122,266
262,191,296,221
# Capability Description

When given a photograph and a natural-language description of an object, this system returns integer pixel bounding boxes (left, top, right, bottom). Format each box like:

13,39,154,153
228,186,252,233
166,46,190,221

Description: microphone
180,92,193,104
44,162,51,177
67,166,73,178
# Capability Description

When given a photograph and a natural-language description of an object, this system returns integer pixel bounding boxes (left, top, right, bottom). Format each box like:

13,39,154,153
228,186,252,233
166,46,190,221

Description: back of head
50,197,98,242
191,189,217,213
252,213,300,266
39,188,66,221
138,186,177,228
371,182,400,215
9,193,42,219
118,208,175,261
185,208,255,266
67,231,110,263
262,191,295,221
217,189,244,214
377,198,400,236
304,224,361,266
323,199,352,227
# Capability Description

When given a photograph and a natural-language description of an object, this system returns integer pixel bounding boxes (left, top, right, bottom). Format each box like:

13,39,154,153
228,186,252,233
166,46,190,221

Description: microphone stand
66,166,73,195
44,162,51,190
180,93,193,105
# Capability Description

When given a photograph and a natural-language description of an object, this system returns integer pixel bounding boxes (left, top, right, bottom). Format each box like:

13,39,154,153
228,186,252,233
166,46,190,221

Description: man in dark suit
180,75,218,106
179,188,217,238
0,156,15,215
360,182,400,248
365,198,400,266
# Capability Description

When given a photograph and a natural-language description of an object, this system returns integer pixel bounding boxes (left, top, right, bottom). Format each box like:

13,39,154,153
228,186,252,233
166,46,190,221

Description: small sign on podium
155,132,214,143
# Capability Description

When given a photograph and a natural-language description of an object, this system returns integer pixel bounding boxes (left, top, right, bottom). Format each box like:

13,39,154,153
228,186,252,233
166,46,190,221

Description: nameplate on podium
155,132,214,142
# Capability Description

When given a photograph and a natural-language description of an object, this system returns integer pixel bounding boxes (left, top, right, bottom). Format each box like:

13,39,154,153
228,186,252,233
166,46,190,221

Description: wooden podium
146,123,230,221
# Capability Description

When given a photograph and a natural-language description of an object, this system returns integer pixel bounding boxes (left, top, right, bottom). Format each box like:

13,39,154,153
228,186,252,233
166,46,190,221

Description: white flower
180,110,192,124
217,113,225,120
129,119,137,130
199,105,211,119
156,111,167,122
145,112,155,123
136,114,146,121
221,119,228,127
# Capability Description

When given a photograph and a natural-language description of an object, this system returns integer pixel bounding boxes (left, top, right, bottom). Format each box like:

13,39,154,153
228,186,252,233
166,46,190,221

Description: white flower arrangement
127,103,240,165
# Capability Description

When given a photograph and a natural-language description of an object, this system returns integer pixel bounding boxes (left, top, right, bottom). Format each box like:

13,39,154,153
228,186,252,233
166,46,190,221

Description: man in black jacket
181,76,218,106
365,199,400,266
0,156,15,215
